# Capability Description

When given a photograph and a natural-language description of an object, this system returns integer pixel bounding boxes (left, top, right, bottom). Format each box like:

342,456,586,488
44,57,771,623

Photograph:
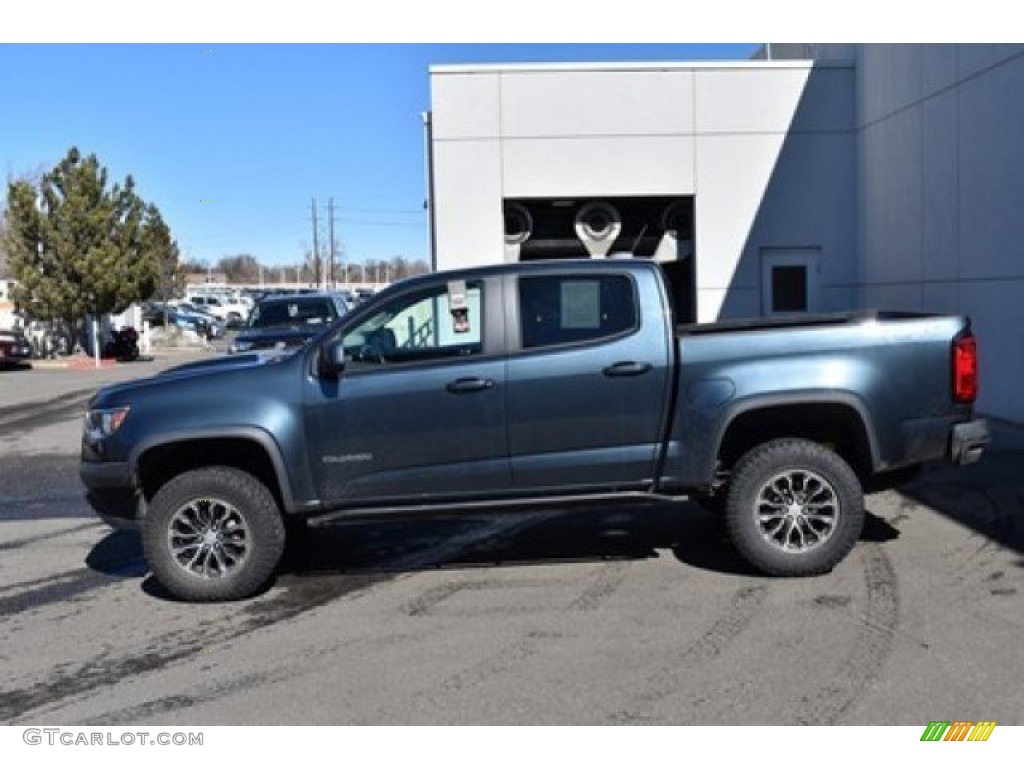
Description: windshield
248,298,336,329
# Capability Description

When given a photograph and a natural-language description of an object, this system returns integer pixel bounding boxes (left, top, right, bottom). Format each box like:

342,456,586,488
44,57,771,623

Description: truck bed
676,310,941,337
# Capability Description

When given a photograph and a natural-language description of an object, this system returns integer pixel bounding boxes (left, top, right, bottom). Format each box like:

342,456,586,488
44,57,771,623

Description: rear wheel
724,439,864,576
143,467,285,601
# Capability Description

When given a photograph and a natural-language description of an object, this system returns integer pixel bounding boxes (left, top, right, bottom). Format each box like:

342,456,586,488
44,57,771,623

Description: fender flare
707,391,881,482
128,427,307,514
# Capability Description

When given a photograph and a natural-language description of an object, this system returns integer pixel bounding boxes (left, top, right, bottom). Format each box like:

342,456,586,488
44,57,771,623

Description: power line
342,207,424,215
339,218,426,228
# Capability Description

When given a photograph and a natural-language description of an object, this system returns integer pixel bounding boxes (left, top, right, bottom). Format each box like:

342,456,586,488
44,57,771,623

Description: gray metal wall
851,44,1024,421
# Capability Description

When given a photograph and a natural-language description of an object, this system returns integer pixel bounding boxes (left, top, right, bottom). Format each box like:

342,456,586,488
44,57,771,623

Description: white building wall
430,61,856,321
431,47,1024,423
854,44,1024,421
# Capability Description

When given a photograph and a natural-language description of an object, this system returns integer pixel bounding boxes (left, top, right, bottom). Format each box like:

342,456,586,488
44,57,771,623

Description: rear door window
519,274,638,349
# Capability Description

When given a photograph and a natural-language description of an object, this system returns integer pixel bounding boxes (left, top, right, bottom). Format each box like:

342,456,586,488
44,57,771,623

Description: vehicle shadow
84,529,149,578
279,501,693,577
280,502,899,580
896,422,1024,557
84,499,904,600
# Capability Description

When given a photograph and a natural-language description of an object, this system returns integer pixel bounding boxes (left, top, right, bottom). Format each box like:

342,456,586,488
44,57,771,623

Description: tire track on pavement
0,390,96,434
607,581,770,723
789,542,899,725
368,556,634,722
0,521,102,552
0,515,541,723
567,560,631,612
0,568,116,620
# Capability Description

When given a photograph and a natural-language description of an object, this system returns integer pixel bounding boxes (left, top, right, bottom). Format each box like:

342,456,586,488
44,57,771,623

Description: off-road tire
724,439,864,576
143,467,286,601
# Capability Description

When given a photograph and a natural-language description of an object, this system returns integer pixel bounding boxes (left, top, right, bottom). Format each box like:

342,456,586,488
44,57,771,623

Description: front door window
339,282,483,370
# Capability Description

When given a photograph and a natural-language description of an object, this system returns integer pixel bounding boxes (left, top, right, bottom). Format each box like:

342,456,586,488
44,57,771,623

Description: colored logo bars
920,721,997,742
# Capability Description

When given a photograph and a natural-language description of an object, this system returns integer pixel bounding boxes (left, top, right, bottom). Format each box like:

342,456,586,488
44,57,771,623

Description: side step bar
305,490,691,528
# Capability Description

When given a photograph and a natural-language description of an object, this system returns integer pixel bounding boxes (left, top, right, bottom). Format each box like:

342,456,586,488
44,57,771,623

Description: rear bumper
949,419,989,465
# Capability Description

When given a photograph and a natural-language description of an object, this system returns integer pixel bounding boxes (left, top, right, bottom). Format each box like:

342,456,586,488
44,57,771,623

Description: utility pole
328,197,336,289
311,198,320,289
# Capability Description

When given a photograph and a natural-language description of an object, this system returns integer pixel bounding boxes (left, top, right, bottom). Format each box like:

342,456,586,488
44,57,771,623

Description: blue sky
0,44,758,267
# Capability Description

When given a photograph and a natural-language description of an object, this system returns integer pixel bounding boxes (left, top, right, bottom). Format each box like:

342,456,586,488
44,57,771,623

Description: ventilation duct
653,200,693,262
574,201,622,258
503,202,533,262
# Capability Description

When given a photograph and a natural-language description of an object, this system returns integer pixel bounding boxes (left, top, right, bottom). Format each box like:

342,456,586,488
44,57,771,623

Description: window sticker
448,280,471,334
561,281,601,329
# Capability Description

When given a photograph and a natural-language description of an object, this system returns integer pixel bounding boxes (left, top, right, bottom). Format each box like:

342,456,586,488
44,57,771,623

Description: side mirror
318,340,347,380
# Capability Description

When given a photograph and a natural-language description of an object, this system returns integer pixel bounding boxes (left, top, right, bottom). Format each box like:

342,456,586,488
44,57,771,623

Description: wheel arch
714,394,879,482
131,429,299,517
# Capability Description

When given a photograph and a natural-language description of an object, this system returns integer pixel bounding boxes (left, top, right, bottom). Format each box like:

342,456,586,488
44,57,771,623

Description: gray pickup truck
80,260,988,600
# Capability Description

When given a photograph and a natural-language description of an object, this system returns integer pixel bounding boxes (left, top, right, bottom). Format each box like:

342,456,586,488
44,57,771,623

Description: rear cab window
518,273,638,349
251,299,335,328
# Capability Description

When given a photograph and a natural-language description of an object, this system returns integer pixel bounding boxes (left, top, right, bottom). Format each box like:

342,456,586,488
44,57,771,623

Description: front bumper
949,419,989,465
80,461,142,527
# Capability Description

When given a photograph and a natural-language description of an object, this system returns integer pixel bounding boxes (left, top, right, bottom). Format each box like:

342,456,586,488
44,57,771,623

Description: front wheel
724,439,864,576
142,467,286,601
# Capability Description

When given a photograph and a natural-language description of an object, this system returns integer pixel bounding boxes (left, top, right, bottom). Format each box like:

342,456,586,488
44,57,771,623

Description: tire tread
143,466,285,601
724,439,864,577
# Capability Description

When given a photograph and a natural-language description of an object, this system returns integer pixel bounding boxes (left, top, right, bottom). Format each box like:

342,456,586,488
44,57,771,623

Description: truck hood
88,349,294,407
158,349,294,376
234,324,325,347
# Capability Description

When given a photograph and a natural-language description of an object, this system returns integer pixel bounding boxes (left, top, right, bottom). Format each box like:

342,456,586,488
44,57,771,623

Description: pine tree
2,147,179,331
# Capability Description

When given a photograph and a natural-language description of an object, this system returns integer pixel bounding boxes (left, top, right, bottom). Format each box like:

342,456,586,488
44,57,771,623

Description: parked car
170,302,226,338
354,287,375,305
142,302,216,340
0,327,32,368
227,292,352,354
81,259,988,601
185,294,247,328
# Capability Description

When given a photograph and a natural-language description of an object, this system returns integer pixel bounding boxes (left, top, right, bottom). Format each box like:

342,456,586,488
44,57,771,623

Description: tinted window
519,274,637,349
251,298,336,328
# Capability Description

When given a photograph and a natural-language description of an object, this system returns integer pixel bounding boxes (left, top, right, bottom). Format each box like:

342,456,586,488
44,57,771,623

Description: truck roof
386,258,661,291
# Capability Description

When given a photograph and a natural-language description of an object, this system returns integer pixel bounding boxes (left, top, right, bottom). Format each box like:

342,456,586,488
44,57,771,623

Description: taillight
953,332,978,403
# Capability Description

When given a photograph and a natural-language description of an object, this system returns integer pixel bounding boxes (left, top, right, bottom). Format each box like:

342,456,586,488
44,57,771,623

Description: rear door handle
602,361,652,377
446,377,496,394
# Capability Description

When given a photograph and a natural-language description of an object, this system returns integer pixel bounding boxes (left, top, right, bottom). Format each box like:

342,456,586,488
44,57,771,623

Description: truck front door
304,277,511,506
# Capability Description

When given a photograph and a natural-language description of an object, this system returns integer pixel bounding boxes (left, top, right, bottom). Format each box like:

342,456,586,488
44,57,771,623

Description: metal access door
761,248,821,315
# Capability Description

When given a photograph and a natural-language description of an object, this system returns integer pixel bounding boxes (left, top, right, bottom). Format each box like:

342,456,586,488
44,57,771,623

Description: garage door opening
502,195,696,322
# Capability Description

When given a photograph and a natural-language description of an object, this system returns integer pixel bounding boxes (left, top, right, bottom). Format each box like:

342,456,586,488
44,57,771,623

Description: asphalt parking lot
1,352,1022,725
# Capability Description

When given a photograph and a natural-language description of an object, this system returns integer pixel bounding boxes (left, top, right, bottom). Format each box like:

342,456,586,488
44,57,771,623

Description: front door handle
446,377,496,394
602,361,652,377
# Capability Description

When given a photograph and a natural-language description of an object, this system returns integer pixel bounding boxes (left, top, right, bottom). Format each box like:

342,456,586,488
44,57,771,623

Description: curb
30,357,118,370
25,345,225,371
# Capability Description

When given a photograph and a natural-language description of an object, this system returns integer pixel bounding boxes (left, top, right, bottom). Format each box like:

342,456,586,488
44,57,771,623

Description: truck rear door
505,265,673,491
